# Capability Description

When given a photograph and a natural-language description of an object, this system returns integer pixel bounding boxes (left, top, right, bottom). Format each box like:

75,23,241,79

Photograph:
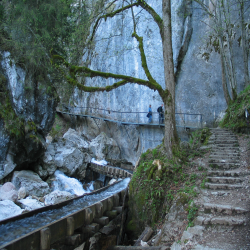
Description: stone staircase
194,128,250,249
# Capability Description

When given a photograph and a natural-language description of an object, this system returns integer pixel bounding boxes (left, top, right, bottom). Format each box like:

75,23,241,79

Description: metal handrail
58,104,203,128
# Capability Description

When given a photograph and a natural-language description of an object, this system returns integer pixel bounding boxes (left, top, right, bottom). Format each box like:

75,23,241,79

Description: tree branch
136,0,164,39
51,53,164,94
89,2,140,43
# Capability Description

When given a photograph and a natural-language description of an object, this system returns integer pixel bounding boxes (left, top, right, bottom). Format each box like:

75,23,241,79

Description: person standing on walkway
148,104,153,123
157,104,164,124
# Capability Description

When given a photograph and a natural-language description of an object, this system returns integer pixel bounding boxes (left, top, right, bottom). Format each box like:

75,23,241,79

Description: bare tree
237,0,250,87
194,0,250,103
52,0,178,158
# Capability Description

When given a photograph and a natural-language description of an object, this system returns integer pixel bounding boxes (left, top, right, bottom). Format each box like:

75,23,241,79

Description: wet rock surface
0,200,23,220
44,190,74,206
17,196,45,211
11,170,50,197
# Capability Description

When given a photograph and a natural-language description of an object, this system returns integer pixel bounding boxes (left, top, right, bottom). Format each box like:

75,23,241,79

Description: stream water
0,178,130,246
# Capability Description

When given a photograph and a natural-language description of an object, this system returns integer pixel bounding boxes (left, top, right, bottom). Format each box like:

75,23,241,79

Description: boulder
44,190,74,206
17,196,44,211
0,200,23,221
42,135,90,178
63,128,89,151
18,186,27,200
0,153,16,181
0,182,18,202
12,170,50,197
54,147,85,176
89,132,120,161
42,143,57,176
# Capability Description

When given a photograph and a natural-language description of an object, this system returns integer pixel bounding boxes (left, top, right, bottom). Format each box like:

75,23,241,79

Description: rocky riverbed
0,128,127,221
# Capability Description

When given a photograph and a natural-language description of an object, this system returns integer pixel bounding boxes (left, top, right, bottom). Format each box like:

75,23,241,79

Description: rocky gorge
0,127,125,221
0,0,249,249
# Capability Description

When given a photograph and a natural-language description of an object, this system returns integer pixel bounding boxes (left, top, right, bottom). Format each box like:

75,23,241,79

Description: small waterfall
52,170,91,196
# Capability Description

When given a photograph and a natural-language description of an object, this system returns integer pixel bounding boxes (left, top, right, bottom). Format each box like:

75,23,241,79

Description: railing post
184,114,186,129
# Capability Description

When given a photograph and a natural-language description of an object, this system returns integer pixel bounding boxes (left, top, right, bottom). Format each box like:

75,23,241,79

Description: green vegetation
128,128,211,237
49,114,70,140
220,85,250,132
180,127,211,160
0,96,24,138
0,0,96,104
186,202,198,227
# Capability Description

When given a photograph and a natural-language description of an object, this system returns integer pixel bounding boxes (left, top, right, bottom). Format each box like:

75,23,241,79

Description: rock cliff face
70,0,248,160
0,51,57,179
0,0,249,173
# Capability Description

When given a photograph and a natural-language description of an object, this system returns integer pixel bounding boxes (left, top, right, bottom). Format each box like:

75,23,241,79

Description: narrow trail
194,128,250,250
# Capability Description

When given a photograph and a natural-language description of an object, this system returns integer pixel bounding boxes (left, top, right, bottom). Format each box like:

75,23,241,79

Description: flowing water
0,178,130,246
52,170,92,195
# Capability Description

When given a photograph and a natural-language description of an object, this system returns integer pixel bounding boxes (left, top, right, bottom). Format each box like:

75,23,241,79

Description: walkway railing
58,104,203,128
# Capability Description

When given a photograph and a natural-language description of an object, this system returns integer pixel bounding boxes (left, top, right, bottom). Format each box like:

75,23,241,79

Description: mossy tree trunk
162,0,178,158
52,0,178,159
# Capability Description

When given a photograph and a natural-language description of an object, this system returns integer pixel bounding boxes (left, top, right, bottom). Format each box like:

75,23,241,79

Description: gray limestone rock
0,154,16,181
11,170,50,197
89,132,121,161
41,129,92,178
0,50,57,177
63,128,89,151
33,165,49,180
0,182,18,202
44,190,74,206
0,200,23,221
17,186,27,200
54,147,85,176
17,196,44,211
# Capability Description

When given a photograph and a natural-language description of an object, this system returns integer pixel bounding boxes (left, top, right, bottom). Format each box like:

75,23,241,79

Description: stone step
209,155,240,160
207,176,243,184
199,203,249,215
195,215,247,226
207,170,250,177
209,162,240,169
208,140,238,144
209,160,240,166
210,145,239,150
210,135,237,139
210,151,240,156
205,183,243,190
209,155,240,161
209,129,234,134
210,145,239,149
210,129,233,132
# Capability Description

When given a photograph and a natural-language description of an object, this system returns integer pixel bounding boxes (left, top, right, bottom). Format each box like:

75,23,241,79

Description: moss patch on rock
220,85,250,132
